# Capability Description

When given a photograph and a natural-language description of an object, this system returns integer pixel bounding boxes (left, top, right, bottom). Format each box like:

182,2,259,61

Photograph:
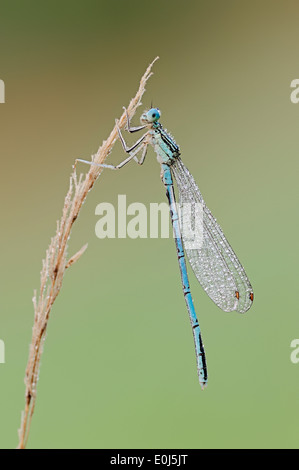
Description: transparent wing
171,158,253,313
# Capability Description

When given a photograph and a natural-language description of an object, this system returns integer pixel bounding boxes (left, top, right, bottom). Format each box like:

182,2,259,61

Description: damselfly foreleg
123,107,146,133
74,137,148,171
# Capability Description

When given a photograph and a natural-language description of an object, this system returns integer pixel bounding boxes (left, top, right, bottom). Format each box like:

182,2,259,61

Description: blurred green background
1,0,299,449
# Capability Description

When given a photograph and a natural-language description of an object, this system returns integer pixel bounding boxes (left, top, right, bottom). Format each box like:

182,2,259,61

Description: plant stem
17,57,159,449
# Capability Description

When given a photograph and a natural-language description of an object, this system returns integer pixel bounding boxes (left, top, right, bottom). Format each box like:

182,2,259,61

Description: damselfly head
140,108,161,124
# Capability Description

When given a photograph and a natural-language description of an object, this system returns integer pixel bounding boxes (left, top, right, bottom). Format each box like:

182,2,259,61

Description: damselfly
76,107,254,388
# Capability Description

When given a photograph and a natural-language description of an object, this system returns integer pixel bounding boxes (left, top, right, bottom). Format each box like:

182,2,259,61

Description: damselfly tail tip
200,382,208,391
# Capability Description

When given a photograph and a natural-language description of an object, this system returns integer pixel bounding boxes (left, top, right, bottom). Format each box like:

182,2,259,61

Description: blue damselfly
76,107,254,388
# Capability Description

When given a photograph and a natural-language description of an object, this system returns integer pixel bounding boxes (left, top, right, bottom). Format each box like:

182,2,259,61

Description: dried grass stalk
17,57,159,449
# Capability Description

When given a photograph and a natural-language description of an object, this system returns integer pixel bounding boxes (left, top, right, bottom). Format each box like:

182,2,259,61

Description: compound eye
148,108,161,122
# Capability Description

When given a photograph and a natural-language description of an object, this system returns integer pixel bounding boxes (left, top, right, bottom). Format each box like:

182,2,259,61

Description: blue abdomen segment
162,164,208,388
